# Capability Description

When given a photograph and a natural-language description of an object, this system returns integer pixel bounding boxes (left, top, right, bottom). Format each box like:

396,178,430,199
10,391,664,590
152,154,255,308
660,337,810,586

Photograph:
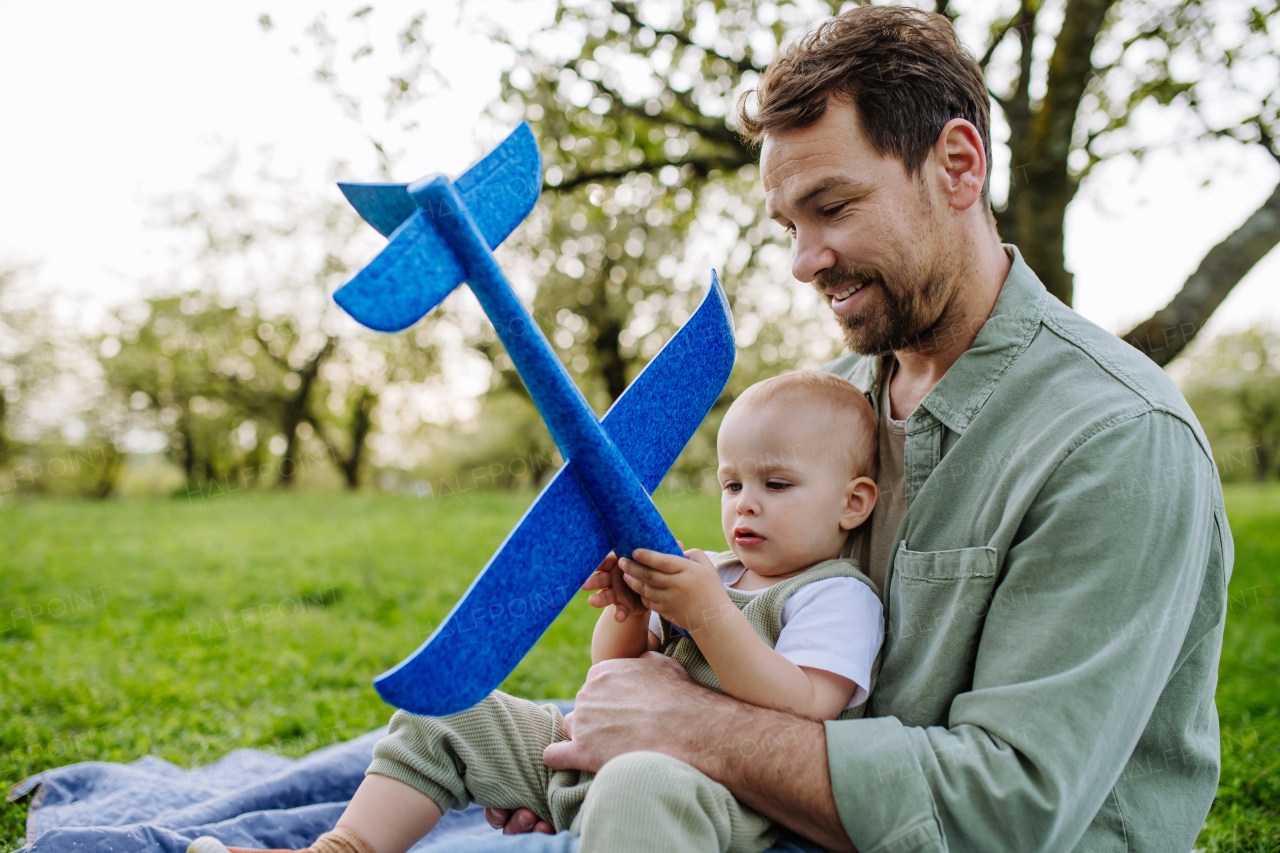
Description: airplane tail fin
334,123,543,333
336,181,417,239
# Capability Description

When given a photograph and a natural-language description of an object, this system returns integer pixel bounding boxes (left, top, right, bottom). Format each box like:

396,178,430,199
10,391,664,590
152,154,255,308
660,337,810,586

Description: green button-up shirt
821,247,1232,853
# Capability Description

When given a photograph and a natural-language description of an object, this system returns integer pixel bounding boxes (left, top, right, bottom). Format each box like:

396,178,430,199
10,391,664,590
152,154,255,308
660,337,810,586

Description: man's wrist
686,696,855,852
658,676,742,768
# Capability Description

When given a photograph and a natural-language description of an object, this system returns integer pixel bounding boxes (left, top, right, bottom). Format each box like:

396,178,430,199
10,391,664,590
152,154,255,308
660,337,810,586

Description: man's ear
933,118,986,213
839,476,878,530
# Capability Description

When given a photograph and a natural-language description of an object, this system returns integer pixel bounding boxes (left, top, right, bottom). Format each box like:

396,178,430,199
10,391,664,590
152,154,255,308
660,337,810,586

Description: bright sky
2,1,1277,349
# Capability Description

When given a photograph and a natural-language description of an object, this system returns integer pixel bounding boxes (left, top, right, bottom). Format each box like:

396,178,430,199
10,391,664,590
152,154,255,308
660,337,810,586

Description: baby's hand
581,553,647,622
618,548,727,632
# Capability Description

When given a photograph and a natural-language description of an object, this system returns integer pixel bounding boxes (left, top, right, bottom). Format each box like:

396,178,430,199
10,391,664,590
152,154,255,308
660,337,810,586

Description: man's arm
541,654,859,853
541,412,1223,851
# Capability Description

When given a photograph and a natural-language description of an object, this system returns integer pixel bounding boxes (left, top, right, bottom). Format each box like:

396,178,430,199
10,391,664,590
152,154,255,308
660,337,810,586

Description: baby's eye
722,482,742,493
766,480,790,491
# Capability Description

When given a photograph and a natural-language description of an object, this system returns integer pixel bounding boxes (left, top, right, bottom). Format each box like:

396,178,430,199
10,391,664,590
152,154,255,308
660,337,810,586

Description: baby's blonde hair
729,371,878,479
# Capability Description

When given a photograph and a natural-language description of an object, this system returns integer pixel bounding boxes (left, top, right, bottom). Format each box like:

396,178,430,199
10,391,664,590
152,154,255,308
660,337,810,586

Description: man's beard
814,259,951,356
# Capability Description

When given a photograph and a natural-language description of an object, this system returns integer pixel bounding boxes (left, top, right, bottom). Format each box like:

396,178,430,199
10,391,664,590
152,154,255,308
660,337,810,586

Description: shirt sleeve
776,578,884,706
824,411,1224,853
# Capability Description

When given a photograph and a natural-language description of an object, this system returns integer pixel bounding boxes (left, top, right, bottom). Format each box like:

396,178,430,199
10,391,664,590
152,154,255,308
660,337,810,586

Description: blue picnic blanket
10,704,577,853
10,703,823,853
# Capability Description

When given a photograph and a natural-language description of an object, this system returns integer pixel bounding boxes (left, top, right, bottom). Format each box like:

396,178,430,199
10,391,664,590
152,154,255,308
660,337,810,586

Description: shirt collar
912,244,1047,434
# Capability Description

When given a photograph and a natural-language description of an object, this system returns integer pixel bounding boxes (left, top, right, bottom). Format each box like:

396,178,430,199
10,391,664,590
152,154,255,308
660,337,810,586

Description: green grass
0,488,724,851
1197,484,1280,852
1,485,1276,851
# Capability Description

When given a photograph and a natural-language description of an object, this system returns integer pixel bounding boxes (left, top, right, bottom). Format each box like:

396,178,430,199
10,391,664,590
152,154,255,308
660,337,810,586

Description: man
494,6,1231,851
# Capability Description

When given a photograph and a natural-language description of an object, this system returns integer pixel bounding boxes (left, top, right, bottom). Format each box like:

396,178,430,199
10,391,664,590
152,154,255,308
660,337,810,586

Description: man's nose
791,226,836,283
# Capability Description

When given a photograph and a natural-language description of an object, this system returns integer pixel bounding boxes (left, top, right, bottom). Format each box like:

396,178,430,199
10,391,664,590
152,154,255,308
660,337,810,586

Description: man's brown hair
738,6,992,202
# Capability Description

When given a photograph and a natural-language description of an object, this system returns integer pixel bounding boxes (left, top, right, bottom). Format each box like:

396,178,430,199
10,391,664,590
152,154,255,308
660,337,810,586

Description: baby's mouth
733,527,765,545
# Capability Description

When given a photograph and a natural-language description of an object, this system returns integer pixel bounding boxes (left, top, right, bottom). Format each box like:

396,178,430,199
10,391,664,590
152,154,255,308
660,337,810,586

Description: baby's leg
574,751,777,853
188,693,574,853
187,776,438,853
335,773,443,852
368,691,570,825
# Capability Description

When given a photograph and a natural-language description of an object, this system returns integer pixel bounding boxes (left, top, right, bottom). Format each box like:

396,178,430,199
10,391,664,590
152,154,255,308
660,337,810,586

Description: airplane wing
373,272,736,714
334,122,542,332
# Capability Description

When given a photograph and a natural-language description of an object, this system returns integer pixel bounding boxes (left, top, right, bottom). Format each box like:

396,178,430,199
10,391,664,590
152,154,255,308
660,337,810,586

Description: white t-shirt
648,563,884,708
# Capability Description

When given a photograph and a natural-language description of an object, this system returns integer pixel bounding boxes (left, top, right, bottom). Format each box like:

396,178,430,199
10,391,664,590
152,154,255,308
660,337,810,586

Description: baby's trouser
368,691,778,853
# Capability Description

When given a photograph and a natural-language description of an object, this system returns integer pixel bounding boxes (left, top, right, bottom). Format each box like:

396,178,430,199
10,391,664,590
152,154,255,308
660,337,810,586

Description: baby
190,370,883,853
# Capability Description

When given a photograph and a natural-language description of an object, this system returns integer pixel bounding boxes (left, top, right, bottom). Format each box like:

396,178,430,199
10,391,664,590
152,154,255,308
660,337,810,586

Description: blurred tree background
1,0,1278,505
1182,327,1280,480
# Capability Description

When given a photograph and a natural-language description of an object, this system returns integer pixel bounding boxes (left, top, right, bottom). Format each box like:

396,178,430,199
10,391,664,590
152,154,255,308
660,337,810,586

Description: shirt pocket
894,545,998,581
875,545,999,726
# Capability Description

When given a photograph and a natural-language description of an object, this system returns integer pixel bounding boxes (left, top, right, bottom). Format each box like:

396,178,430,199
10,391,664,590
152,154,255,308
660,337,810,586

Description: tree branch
604,81,743,149
1123,180,1280,366
555,55,744,151
608,0,763,77
978,15,1018,69
552,152,754,192
1250,117,1280,166
254,329,291,370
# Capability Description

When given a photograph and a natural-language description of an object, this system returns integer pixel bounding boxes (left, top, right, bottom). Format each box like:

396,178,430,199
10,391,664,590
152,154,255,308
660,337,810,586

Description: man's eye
782,223,796,237
822,203,846,218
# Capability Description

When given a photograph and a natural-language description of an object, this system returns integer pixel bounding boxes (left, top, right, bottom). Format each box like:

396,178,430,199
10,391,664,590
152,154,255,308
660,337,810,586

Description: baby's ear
840,476,878,530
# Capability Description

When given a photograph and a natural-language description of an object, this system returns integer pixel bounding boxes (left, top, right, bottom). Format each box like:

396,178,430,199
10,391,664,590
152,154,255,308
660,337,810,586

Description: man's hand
542,653,707,773
580,552,647,622
486,656,704,837
619,548,728,634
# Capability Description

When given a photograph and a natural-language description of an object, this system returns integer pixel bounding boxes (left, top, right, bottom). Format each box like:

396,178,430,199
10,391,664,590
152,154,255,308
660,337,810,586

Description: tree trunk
311,389,376,490
1004,169,1078,305
584,277,628,402
1122,181,1280,366
278,414,302,487
175,417,197,487
1001,0,1117,306
277,338,334,488
82,444,122,500
0,393,8,466
340,390,375,490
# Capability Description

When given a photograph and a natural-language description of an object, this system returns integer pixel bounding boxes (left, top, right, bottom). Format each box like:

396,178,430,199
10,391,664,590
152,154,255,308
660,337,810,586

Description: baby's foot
187,839,287,853
186,827,370,853
187,837,308,853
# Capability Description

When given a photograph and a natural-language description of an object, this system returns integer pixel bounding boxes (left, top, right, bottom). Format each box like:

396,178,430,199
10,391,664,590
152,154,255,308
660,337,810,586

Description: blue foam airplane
334,122,735,715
